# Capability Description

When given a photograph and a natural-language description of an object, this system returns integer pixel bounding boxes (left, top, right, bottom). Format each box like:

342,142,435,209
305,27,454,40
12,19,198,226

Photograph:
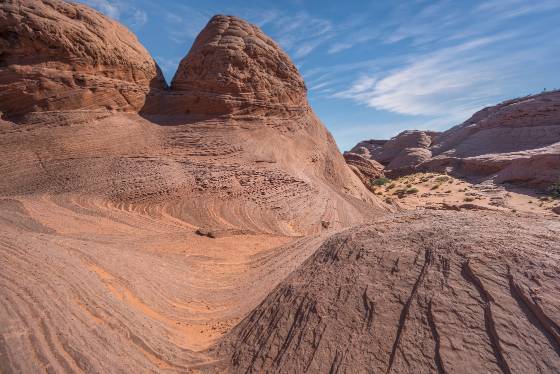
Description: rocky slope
0,2,385,373
351,91,560,186
221,210,560,373
343,152,385,184
1,1,559,374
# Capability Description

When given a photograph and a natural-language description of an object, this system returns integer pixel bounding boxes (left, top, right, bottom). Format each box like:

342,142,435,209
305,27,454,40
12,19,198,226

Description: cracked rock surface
220,210,560,373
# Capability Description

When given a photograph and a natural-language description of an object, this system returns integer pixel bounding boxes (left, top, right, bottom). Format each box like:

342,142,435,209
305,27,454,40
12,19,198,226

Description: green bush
371,177,391,186
406,188,419,194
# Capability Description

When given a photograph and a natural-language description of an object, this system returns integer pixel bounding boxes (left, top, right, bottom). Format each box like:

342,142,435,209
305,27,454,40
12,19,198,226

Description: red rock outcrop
221,210,560,373
349,130,438,177
350,139,387,159
143,15,308,116
0,6,388,370
350,91,560,186
343,152,384,183
0,0,166,119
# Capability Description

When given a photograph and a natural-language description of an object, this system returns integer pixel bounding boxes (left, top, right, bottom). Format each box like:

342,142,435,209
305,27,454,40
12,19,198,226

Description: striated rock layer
222,210,560,373
351,91,560,185
160,15,308,116
343,152,385,184
0,0,167,118
0,2,386,373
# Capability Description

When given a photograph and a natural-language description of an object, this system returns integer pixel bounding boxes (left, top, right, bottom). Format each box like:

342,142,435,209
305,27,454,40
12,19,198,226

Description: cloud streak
78,0,148,27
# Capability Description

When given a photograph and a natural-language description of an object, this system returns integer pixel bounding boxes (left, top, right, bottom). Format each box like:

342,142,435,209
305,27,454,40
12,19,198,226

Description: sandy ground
371,172,560,217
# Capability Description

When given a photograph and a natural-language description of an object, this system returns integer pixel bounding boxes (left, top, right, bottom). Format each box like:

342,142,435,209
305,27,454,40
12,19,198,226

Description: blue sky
79,0,560,151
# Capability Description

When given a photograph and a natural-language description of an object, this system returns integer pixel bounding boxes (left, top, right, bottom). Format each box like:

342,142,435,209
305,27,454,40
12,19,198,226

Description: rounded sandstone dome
0,0,166,118
169,15,308,115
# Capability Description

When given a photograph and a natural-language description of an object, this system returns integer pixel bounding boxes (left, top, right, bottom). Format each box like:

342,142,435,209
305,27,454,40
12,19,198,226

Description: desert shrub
372,177,391,186
431,184,440,190
393,189,408,197
464,197,475,202
547,182,560,198
406,188,419,194
386,183,396,190
435,175,450,183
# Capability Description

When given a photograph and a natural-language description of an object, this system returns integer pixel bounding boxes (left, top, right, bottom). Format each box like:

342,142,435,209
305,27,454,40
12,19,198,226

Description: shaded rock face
343,152,384,183
157,15,308,116
351,91,560,186
222,211,560,373
0,0,167,119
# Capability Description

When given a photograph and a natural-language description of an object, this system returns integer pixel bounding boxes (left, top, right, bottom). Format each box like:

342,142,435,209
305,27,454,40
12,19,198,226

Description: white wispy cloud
78,0,148,28
266,12,334,58
162,5,211,45
80,0,120,18
334,33,531,120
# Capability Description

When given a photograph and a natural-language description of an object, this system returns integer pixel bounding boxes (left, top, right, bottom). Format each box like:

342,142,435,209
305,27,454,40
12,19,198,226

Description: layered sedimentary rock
0,4,385,372
351,130,438,177
343,152,384,184
0,0,166,119
222,210,560,373
143,15,308,116
350,139,387,159
350,91,560,185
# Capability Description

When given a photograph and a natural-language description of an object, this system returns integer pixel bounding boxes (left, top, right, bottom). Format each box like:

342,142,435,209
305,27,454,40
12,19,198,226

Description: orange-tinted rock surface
0,0,167,119
0,4,386,372
343,152,385,183
1,1,559,373
162,15,307,116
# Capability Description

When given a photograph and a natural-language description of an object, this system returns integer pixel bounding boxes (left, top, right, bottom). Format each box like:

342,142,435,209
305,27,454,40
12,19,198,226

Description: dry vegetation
367,172,560,215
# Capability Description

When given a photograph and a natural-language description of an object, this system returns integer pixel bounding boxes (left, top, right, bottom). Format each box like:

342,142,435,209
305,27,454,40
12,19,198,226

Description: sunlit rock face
164,15,308,116
349,91,560,185
0,0,166,118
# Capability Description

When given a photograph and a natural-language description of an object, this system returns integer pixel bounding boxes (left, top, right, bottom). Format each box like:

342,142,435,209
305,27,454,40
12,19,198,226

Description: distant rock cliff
349,91,560,186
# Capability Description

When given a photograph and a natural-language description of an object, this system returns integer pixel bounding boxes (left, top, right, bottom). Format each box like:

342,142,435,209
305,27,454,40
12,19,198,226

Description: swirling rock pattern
0,2,384,372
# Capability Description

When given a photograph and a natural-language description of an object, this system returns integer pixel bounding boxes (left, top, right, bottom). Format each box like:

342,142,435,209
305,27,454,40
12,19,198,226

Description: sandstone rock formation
222,210,560,373
1,1,559,374
0,3,385,372
161,15,307,116
351,91,560,186
0,0,166,119
343,152,384,184
351,130,438,177
350,139,387,159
